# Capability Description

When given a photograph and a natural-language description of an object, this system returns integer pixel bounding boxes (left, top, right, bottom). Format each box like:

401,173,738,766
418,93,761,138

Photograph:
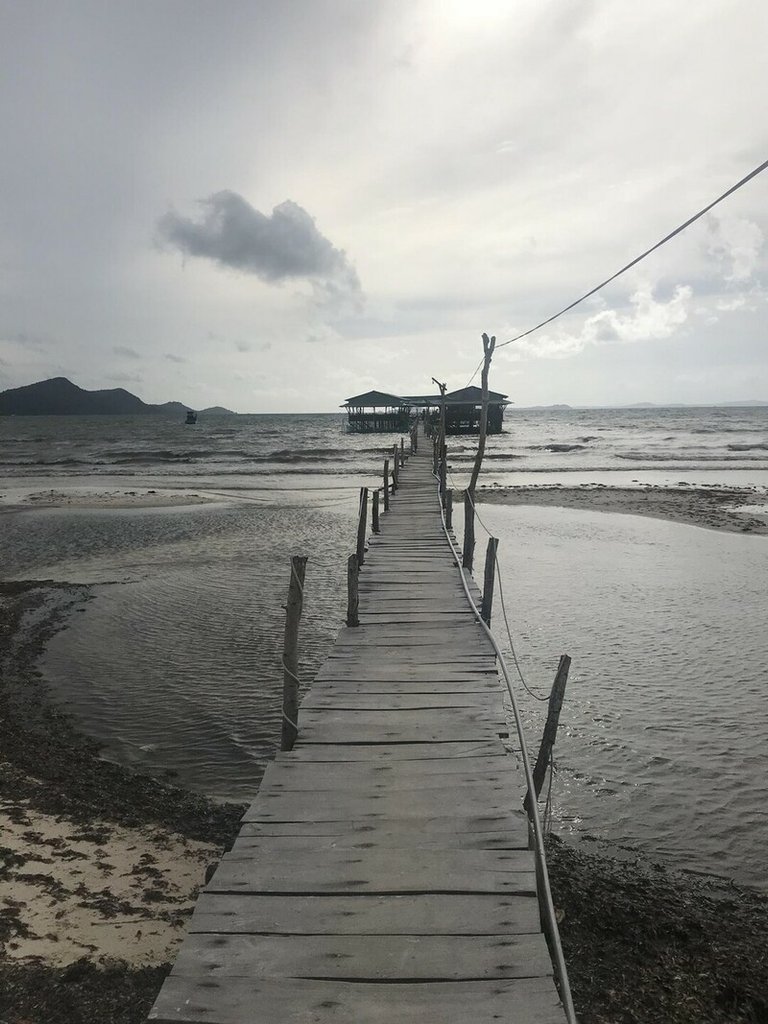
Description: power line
465,155,768,385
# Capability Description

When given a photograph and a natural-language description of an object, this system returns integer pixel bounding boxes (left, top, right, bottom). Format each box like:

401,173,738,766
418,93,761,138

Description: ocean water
1,407,767,888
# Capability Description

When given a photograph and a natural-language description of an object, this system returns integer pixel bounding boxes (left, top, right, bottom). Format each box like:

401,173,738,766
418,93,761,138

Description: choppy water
2,405,768,489
1,407,767,889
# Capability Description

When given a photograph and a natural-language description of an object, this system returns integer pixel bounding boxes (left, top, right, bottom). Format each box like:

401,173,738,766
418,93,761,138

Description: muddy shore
2,568,767,1023
476,482,768,535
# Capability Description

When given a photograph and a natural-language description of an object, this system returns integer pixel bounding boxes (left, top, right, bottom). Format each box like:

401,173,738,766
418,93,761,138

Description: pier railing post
439,442,447,507
480,537,499,625
400,437,405,467
392,445,399,491
445,489,453,530
356,487,369,566
524,655,572,815
346,553,360,627
383,459,390,510
280,555,307,752
462,489,475,571
372,488,380,533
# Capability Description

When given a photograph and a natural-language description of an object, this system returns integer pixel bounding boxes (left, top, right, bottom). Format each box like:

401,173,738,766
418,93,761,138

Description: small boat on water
185,410,197,424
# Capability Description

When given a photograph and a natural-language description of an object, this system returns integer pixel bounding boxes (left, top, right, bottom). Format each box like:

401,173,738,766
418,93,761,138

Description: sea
1,406,767,889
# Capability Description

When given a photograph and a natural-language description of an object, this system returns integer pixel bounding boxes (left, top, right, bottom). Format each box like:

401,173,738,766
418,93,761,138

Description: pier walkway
149,445,569,1023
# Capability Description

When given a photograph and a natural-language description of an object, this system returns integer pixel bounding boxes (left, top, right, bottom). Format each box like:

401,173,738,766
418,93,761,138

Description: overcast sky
1,0,767,411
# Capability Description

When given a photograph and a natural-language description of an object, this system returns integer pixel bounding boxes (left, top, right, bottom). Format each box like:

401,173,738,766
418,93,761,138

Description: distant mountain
0,377,194,416
200,405,236,415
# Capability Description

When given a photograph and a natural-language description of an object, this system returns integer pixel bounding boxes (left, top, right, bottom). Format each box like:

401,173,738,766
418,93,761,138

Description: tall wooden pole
280,555,308,752
356,487,368,566
372,489,380,533
346,553,359,627
524,655,572,815
467,333,496,501
383,459,390,511
480,537,499,625
462,489,475,571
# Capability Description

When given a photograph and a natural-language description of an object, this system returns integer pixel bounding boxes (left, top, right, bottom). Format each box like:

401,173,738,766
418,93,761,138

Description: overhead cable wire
465,155,768,385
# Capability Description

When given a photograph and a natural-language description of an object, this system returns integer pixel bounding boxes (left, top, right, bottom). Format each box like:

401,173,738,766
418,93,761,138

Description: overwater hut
404,385,509,435
342,390,412,433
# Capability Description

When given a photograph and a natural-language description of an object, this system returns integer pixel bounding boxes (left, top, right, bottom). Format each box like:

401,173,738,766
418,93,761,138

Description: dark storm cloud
157,191,361,292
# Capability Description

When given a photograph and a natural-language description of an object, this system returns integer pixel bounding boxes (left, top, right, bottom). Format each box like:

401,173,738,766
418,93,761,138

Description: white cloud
705,213,764,283
511,284,693,360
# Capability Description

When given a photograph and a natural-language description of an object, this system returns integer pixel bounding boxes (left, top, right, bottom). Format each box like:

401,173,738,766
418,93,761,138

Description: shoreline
1,540,767,1020
475,482,768,535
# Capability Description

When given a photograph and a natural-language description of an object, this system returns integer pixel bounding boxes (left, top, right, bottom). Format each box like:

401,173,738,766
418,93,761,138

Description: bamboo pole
280,555,308,752
439,445,447,507
445,489,453,530
480,537,499,625
462,489,475,571
392,445,399,490
356,487,368,566
346,553,359,627
372,488,380,533
524,655,572,815
400,437,405,467
383,459,390,510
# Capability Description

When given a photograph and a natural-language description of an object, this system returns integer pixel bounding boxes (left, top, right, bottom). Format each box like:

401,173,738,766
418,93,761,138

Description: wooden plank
150,976,566,1024
188,891,540,935
273,741,505,761
299,692,503,711
170,932,552,980
262,755,515,784
208,848,535,895
238,814,518,837
243,783,515,822
231,829,527,851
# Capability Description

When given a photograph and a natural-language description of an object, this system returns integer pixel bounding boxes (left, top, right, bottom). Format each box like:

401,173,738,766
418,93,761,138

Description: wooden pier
149,445,569,1023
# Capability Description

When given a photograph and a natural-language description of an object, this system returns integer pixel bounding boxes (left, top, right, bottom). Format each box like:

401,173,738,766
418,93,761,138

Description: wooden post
462,489,475,571
432,438,439,475
392,445,399,491
280,555,308,752
524,655,572,815
383,459,390,510
467,333,496,502
372,488,380,533
346,553,359,627
356,487,368,566
481,537,499,625
445,489,453,530
439,446,447,507
400,437,405,467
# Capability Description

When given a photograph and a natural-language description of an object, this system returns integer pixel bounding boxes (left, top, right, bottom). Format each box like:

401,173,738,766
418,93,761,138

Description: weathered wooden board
188,892,540,935
237,813,520,837
299,692,502,711
207,848,535,894
231,828,528,851
170,932,552,980
243,782,515,822
272,740,505,761
262,755,516,784
149,975,565,1024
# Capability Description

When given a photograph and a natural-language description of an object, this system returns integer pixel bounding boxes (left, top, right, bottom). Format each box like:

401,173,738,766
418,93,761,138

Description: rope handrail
433,468,578,1024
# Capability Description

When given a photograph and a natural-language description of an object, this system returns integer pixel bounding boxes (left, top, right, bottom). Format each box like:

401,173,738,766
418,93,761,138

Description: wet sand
1,486,218,511
476,483,768,535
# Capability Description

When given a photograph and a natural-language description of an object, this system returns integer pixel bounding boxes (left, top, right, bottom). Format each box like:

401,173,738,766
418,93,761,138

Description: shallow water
473,504,768,890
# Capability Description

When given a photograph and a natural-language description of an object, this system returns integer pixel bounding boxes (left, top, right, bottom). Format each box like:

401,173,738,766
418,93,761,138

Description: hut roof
342,390,407,408
402,386,509,406
443,385,508,404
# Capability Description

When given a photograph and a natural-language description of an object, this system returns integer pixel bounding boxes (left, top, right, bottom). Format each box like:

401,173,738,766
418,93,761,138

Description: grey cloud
157,191,361,292
164,353,187,363
113,345,141,359
235,340,271,353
